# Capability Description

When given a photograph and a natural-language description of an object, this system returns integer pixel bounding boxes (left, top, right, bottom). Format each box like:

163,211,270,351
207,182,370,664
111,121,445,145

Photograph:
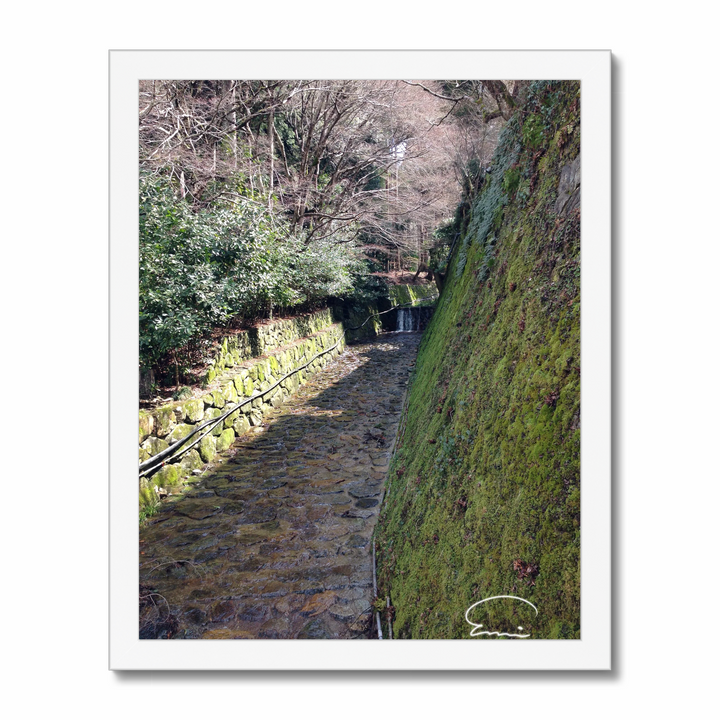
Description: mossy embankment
375,82,581,639
389,283,438,308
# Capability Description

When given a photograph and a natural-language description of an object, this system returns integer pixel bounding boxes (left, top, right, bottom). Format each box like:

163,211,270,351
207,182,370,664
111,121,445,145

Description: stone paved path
139,332,421,639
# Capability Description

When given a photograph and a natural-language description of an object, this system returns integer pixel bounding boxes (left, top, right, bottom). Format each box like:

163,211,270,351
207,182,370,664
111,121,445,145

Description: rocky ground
139,332,421,639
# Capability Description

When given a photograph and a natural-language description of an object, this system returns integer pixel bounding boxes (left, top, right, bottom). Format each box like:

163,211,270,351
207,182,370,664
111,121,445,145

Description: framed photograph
110,50,611,670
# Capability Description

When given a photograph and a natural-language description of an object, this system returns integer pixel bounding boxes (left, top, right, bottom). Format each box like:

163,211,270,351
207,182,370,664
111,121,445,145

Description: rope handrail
139,332,343,478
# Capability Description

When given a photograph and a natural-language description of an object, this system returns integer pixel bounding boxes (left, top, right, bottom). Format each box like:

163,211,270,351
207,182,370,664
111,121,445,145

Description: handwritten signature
465,595,538,638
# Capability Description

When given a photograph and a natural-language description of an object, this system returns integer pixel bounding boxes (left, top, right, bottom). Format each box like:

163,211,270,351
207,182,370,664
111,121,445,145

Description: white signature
465,595,538,638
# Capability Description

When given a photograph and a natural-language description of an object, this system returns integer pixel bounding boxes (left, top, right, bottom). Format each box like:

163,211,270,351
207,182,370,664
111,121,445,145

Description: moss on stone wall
389,284,438,308
333,302,384,343
139,322,346,513
375,81,581,640
203,308,335,383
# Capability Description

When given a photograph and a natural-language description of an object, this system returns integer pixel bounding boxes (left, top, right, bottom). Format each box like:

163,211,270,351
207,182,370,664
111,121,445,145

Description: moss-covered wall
332,301,386,343
204,308,335,383
139,322,345,510
375,82,581,640
389,284,439,308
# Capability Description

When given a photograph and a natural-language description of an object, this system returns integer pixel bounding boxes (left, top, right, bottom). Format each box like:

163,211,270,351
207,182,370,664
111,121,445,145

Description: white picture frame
110,49,611,670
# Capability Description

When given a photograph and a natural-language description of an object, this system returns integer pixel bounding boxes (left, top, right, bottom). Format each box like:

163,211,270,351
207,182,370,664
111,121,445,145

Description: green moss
203,407,224,436
341,304,384,343
199,434,217,463
222,381,238,404
233,372,247,395
224,409,240,429
141,436,169,458
153,464,180,488
243,377,254,397
154,406,176,437
389,284,438,307
139,482,157,509
168,423,195,449
216,428,236,453
376,81,581,640
503,167,522,196
183,398,205,423
233,414,251,437
180,449,203,473
139,412,153,443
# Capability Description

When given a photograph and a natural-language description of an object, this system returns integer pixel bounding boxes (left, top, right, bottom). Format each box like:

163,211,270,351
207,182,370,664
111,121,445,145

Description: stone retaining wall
388,283,439,307
139,321,344,510
331,301,387,343
205,308,334,383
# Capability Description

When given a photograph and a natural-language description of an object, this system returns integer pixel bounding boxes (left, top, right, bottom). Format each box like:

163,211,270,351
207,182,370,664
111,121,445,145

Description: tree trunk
139,366,155,400
173,350,180,390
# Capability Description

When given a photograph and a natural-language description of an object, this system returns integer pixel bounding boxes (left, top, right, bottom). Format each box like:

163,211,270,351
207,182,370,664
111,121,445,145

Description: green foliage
341,271,391,307
430,155,491,279
272,114,301,166
521,114,545,149
375,81,581,640
502,167,522,196
172,386,192,401
428,220,456,277
363,168,386,191
139,482,159,523
285,233,362,302
454,122,519,279
433,218,459,245
139,503,159,524
522,81,569,147
139,173,362,370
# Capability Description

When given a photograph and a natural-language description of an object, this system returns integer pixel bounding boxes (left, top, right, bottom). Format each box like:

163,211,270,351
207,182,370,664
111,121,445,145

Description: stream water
139,332,421,639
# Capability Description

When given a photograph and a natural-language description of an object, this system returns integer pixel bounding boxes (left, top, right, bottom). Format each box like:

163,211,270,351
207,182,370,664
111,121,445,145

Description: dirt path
139,332,421,639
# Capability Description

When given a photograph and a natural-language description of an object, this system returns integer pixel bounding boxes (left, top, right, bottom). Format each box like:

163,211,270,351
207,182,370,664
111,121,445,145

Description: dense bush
139,174,361,371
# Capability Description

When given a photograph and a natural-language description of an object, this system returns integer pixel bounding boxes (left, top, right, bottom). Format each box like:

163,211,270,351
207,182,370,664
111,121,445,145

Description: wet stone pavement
139,332,421,639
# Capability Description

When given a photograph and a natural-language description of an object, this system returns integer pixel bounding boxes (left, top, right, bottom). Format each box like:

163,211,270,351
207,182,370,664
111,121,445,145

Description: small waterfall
397,308,406,332
396,307,433,332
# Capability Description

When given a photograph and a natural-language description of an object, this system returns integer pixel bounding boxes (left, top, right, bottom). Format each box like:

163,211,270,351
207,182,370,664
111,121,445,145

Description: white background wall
3,2,717,717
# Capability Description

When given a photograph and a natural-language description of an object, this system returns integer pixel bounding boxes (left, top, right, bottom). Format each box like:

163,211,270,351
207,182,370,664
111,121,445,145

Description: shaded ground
139,333,421,639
